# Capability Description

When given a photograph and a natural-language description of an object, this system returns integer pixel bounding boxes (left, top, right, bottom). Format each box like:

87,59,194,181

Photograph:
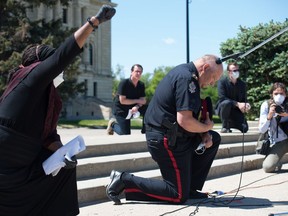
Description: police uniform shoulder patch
189,81,196,93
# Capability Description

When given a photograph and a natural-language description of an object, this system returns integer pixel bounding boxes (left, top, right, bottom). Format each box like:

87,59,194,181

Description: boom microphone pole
216,26,288,64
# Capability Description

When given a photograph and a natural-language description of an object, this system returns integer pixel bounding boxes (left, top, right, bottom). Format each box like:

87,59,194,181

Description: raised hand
95,5,116,24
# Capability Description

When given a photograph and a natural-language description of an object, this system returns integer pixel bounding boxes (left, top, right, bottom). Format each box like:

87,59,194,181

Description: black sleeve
175,77,200,114
239,80,247,102
140,82,146,97
25,36,83,90
117,79,127,96
217,78,228,102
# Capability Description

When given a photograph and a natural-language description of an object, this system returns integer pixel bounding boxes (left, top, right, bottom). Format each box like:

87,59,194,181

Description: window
62,8,67,24
93,82,97,97
84,79,88,96
89,44,93,65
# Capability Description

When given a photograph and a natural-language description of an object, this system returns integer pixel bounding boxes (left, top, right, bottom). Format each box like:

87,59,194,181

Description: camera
275,101,288,114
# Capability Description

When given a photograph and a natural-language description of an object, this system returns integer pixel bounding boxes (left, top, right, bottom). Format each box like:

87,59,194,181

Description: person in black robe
0,5,115,216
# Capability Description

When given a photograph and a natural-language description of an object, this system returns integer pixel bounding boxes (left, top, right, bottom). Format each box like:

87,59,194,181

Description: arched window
89,44,93,65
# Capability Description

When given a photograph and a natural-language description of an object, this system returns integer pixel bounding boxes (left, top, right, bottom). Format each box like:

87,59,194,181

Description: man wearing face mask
259,82,288,172
215,62,250,133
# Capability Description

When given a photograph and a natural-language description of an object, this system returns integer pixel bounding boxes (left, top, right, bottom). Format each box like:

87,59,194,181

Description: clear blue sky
111,0,287,77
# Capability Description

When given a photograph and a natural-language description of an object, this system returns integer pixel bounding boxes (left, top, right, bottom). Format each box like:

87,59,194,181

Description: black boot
106,170,125,205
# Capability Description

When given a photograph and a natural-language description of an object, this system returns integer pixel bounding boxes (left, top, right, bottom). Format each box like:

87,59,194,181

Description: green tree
0,0,84,101
111,64,125,97
145,66,172,102
201,85,218,106
219,19,288,120
140,72,151,93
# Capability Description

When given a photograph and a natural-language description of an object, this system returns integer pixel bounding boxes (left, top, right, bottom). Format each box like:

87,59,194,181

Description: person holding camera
259,82,288,173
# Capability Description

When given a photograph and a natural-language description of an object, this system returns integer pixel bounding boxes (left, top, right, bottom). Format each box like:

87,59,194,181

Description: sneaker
107,118,116,135
220,128,232,133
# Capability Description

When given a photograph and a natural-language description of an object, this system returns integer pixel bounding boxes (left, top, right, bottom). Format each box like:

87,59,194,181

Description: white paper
125,109,133,119
53,72,64,87
125,109,140,119
42,135,86,176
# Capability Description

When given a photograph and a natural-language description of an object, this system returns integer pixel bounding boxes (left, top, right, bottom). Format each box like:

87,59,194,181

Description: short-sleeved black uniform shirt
145,62,201,131
113,78,146,118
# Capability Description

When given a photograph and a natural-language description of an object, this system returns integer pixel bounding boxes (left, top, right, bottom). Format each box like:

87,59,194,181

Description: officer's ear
202,63,211,74
203,63,210,70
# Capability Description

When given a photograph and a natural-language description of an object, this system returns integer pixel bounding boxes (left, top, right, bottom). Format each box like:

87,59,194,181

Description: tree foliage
0,0,84,101
219,19,288,119
145,66,172,102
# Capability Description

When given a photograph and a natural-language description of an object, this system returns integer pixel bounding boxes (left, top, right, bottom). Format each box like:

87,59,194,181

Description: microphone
216,52,244,64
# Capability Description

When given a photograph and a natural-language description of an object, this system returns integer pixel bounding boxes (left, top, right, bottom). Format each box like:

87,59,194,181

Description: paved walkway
79,164,288,216
57,120,259,143
55,124,288,216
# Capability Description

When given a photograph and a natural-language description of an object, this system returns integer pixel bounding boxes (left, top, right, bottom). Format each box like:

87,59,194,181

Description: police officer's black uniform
120,62,221,203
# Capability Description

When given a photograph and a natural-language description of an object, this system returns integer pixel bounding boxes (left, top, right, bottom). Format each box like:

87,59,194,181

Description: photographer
259,82,288,173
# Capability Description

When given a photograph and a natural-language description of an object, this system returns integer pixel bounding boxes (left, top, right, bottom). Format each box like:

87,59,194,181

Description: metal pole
216,26,288,64
239,26,288,59
186,0,190,63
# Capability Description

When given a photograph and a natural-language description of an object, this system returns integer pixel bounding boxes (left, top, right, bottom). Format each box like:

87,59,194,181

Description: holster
162,119,178,149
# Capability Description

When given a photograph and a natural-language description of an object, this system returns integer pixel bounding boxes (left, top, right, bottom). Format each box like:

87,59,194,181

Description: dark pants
217,99,248,133
121,129,220,204
113,105,147,135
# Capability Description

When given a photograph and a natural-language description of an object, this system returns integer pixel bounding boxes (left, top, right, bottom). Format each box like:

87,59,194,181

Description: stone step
55,125,263,206
76,141,258,180
76,131,260,158
77,153,288,205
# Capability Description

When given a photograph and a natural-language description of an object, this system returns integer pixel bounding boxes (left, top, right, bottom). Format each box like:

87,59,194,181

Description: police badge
189,81,196,93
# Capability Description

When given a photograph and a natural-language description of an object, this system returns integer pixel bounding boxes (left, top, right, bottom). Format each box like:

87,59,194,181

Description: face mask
53,72,64,88
273,94,285,105
231,71,239,79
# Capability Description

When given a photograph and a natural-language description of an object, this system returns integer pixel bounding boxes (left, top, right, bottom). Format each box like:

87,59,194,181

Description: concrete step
76,131,260,158
55,124,264,206
76,141,258,180
77,153,288,205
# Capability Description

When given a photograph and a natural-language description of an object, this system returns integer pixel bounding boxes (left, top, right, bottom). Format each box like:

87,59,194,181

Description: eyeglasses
229,70,239,73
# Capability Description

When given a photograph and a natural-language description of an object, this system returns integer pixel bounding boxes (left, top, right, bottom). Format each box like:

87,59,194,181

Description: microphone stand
216,26,288,64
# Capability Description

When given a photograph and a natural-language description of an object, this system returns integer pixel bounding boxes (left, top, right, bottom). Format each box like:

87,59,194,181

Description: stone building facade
26,0,116,119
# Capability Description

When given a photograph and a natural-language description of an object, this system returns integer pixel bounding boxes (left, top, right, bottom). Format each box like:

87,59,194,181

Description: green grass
58,115,221,129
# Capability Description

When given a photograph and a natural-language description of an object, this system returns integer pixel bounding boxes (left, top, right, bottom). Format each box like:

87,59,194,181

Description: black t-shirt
144,62,201,131
113,78,146,117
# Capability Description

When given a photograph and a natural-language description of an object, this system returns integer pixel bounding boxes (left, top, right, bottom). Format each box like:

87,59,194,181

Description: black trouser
217,99,248,133
113,105,147,135
121,128,221,204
